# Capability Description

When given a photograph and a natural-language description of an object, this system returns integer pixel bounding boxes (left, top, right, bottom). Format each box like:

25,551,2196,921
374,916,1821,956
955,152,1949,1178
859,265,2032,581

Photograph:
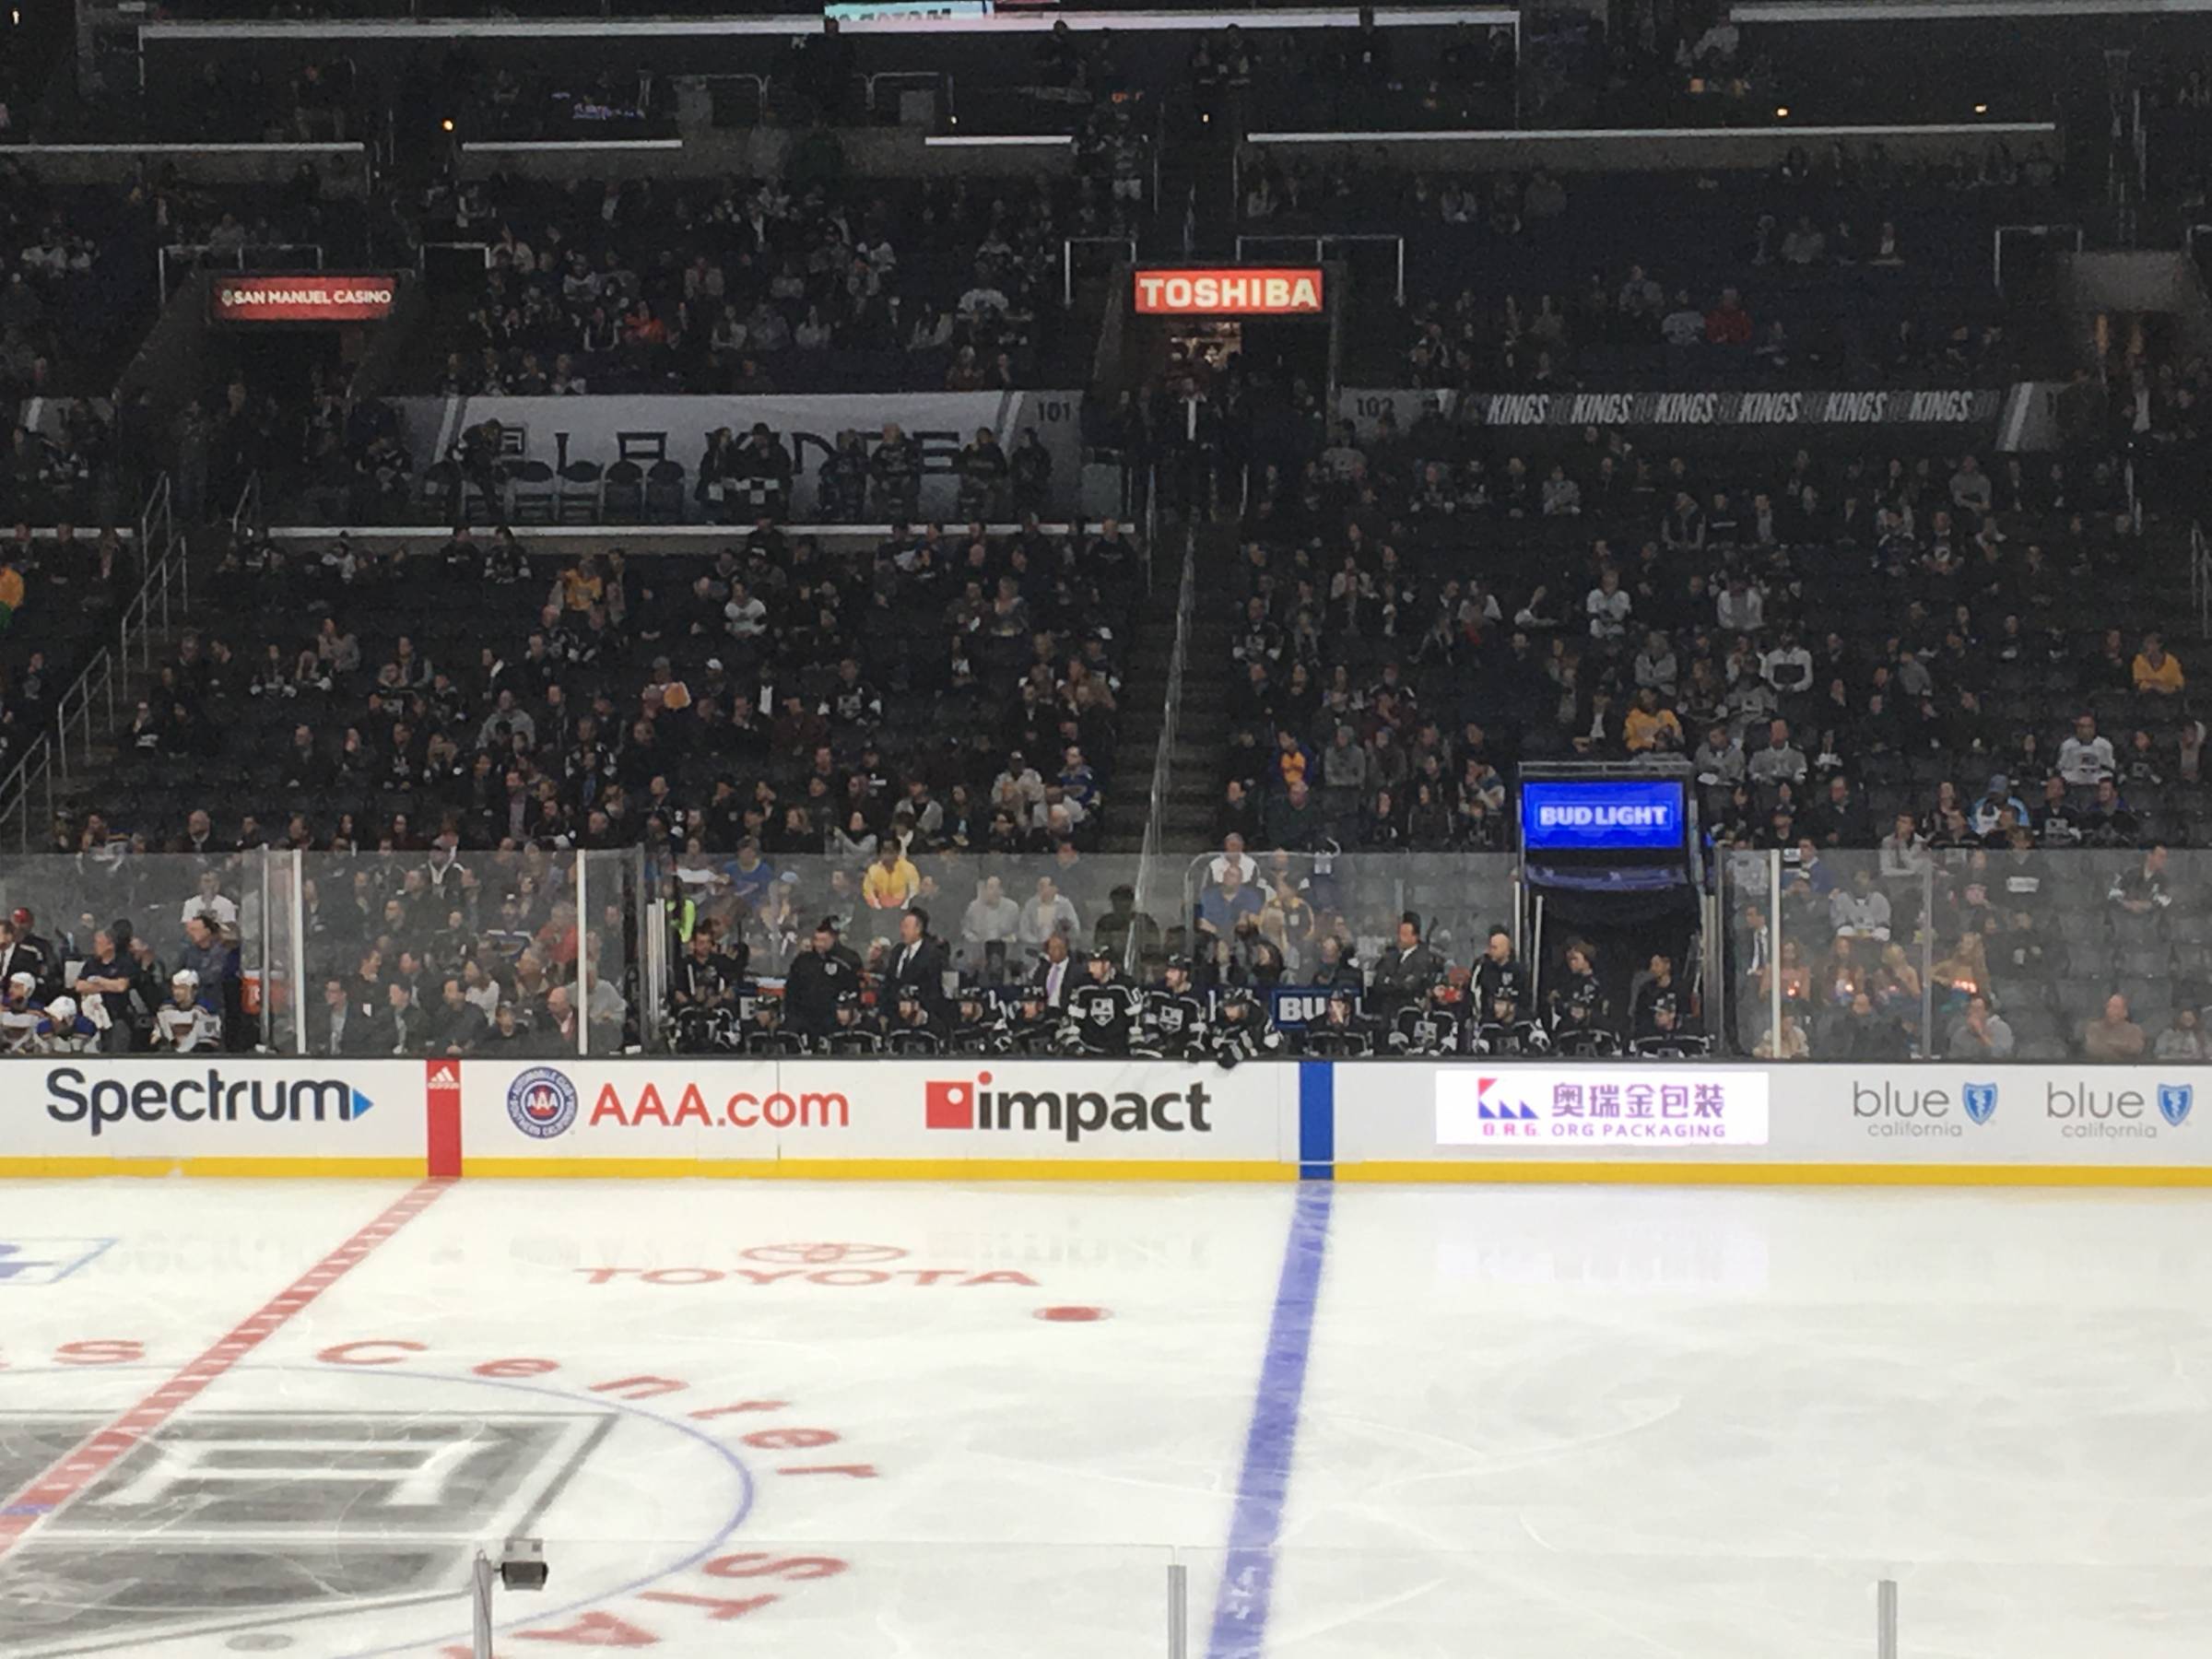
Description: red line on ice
0,1180,448,1559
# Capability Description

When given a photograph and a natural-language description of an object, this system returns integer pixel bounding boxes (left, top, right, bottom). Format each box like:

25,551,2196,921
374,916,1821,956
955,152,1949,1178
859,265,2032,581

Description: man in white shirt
1716,575,1765,633
723,582,767,638
1878,814,1931,878
180,870,240,931
1828,870,1892,941
1759,630,1814,698
1585,569,1631,643
1018,877,1079,947
1949,454,1994,516
1206,833,1259,888
2057,713,2116,789
962,875,1022,955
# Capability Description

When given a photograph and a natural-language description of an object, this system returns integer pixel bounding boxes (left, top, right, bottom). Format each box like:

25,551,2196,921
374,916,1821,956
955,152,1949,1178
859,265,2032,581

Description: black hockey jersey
1391,1003,1465,1057
1064,982,1145,1055
1140,990,1209,1057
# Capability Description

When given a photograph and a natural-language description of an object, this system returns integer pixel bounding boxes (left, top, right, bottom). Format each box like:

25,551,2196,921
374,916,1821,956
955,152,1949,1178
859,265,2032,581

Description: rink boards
1,1056,2207,1185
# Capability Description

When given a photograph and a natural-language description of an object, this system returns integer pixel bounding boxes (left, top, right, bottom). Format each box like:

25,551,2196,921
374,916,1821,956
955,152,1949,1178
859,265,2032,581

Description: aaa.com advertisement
1332,1065,2206,1171
461,1060,1296,1170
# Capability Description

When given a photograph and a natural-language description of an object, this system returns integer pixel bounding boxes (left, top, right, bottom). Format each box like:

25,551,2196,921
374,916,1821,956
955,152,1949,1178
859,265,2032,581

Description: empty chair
418,459,459,519
645,460,688,524
2122,978,2175,1018
508,461,557,524
2118,941,2172,980
556,461,603,524
603,460,645,520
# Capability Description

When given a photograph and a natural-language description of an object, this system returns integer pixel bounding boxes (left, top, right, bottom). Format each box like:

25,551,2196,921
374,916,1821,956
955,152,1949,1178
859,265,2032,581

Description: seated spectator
2132,631,2184,696
2081,993,2147,1061
1947,994,2015,1060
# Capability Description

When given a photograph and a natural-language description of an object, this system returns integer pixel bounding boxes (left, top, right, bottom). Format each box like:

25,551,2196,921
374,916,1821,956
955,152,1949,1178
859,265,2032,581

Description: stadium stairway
1100,520,1234,853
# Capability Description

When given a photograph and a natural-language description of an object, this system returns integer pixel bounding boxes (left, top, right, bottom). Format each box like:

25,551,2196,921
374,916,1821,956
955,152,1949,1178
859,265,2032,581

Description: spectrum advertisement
6,1060,432,1171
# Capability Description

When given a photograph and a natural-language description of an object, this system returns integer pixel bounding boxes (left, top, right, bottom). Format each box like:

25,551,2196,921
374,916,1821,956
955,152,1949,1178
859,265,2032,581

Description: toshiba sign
1132,268,1324,316
211,276,398,324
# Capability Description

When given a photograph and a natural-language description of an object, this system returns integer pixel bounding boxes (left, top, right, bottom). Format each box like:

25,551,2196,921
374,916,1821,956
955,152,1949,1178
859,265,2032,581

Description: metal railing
2193,520,2211,640
230,470,264,537
156,241,326,302
1233,231,1406,304
0,476,192,849
1063,235,1136,308
1128,519,1197,973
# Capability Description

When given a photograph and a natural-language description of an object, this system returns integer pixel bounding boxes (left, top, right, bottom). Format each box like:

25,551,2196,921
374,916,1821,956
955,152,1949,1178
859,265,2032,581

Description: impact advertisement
460,1059,1297,1173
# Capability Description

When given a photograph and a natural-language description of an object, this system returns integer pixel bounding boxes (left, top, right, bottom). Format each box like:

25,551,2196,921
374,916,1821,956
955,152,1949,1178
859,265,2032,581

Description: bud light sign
1520,780,1686,853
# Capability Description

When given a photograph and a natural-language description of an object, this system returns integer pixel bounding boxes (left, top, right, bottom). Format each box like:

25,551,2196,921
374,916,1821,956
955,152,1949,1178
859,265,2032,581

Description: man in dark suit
0,915,51,999
1028,933,1077,1009
884,907,950,1019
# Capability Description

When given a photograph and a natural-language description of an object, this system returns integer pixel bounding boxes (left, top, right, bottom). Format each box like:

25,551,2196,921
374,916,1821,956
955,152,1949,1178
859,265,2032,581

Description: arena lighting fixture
441,117,454,131
1974,102,1990,113
1774,105,1790,118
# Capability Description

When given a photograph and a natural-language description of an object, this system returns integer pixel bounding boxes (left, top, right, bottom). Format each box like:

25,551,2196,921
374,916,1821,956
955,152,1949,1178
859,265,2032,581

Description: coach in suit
1027,933,1077,1009
883,908,951,1018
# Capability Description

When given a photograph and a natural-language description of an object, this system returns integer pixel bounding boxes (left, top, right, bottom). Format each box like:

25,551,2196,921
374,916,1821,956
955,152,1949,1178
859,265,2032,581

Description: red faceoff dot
1035,1306,1111,1323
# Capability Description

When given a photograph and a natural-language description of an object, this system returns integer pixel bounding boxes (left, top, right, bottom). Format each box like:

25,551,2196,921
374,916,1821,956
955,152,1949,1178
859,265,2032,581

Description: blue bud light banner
1520,780,1686,853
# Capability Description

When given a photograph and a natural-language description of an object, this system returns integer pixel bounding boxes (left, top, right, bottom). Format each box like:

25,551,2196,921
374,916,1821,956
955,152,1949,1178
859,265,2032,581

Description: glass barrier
298,846,592,1059
652,847,1152,978
0,851,261,1056
1180,850,1522,990
0,845,2195,1062
1719,844,2195,1065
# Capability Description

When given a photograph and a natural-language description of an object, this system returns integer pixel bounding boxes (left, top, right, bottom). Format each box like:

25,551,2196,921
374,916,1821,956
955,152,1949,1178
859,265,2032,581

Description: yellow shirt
862,858,919,908
0,566,24,612
560,568,604,612
1623,705,1682,753
2133,652,2184,694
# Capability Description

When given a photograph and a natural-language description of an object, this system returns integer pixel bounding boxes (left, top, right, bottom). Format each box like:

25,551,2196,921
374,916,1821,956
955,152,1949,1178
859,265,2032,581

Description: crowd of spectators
41,510,1146,1049
1238,143,2054,390
1210,382,2212,1059
421,171,1080,397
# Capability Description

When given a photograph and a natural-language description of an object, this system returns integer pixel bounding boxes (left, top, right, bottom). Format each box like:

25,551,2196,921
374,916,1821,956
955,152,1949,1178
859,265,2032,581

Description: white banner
400,391,1086,522
6,1059,429,1169
462,1058,1293,1168
1436,1067,1770,1150
1335,1064,2206,1171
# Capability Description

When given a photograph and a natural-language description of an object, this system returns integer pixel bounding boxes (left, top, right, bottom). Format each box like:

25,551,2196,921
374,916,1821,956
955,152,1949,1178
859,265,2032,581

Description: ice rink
3,1177,2210,1656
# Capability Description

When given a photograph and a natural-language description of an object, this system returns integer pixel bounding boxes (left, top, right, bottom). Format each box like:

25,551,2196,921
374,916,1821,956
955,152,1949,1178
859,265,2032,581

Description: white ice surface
0,1179,2207,1656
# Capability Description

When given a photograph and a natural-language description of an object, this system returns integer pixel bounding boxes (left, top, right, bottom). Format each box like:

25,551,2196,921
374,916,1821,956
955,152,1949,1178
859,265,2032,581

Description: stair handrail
1128,512,1197,973
0,474,191,844
2193,520,2210,641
